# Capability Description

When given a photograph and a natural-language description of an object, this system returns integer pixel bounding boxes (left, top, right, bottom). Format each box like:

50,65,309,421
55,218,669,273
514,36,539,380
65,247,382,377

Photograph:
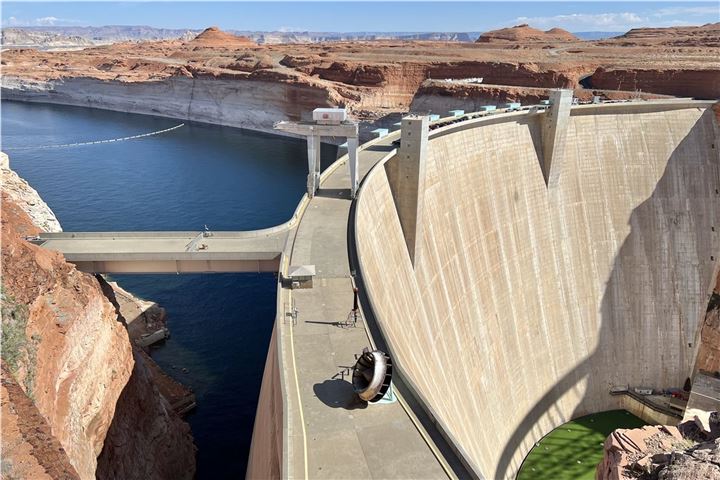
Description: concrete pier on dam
355,99,720,478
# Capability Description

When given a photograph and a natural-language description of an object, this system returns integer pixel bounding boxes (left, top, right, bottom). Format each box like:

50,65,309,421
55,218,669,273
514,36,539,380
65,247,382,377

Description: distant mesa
619,22,720,39
609,22,720,46
476,24,579,43
188,26,255,47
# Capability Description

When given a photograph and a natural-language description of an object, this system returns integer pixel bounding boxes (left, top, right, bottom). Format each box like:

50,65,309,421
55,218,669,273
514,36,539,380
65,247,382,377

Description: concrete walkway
279,137,449,479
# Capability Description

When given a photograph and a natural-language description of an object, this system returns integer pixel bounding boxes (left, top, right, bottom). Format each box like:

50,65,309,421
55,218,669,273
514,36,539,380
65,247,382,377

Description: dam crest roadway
34,95,719,479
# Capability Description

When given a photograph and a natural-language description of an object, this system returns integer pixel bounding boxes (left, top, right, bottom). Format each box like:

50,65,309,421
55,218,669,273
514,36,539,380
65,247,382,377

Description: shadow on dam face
494,109,719,479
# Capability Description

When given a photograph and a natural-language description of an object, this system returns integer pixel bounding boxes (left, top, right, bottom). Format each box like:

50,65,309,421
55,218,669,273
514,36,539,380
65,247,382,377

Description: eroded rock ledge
596,416,720,480
0,158,196,479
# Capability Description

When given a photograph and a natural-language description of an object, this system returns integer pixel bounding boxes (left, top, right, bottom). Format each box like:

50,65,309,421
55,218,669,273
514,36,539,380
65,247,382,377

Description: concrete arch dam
354,102,720,478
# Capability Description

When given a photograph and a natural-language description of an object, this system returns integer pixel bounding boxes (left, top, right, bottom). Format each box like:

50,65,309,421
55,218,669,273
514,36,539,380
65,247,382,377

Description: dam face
355,104,720,478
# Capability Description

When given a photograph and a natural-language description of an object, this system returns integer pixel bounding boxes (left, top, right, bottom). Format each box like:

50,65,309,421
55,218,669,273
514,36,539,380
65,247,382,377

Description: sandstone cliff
95,348,196,479
1,362,80,479
1,188,134,479
1,153,61,233
590,67,720,100
1,161,196,479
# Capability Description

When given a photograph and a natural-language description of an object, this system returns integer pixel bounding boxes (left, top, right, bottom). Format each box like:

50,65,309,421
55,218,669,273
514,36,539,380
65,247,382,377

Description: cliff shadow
494,109,719,479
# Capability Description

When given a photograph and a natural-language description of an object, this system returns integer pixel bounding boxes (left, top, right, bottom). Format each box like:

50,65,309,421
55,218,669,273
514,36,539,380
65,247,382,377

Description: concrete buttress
388,115,429,266
541,89,573,187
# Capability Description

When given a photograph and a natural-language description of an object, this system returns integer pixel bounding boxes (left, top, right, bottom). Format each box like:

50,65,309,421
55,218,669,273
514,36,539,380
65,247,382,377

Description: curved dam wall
355,103,720,478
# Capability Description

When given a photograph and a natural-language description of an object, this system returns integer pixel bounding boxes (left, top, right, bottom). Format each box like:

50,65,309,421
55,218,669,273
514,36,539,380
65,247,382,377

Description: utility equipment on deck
286,264,316,289
352,348,393,402
275,108,360,198
313,108,347,124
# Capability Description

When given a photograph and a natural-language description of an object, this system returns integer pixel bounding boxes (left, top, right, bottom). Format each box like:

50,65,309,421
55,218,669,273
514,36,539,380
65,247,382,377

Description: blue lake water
1,100,337,478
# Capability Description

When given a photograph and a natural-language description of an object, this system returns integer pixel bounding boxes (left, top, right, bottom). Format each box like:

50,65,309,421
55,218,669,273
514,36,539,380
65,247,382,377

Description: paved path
279,137,450,479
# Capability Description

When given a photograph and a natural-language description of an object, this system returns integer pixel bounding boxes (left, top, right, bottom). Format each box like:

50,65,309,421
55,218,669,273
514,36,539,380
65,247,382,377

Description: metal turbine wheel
352,349,393,402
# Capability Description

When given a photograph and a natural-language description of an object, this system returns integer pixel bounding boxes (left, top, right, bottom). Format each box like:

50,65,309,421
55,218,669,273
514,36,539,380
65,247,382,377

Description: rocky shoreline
1,154,196,479
1,153,62,233
0,73,339,136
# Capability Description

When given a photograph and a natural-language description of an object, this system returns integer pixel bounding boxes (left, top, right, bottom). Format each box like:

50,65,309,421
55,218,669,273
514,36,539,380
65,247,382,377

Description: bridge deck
37,231,288,273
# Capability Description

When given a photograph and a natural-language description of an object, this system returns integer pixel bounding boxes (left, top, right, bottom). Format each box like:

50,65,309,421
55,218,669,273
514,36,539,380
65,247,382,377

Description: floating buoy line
6,123,185,151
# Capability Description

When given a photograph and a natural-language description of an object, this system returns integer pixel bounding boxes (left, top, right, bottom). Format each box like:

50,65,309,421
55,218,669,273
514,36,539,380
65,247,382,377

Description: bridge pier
348,136,359,197
307,134,321,196
275,108,359,198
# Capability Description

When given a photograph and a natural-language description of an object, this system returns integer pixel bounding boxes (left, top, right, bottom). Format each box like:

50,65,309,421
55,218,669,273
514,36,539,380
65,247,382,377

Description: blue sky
2,2,718,32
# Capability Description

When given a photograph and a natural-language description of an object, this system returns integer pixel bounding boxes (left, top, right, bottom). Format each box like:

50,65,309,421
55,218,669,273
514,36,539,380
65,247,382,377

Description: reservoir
1,100,338,478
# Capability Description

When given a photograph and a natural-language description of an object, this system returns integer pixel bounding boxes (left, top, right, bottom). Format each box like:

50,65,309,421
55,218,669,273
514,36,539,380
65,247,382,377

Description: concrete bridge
34,229,288,273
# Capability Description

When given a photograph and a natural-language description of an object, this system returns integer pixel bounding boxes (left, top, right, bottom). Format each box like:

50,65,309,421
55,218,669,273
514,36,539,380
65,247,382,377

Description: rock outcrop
1,362,80,480
696,273,720,376
1,187,134,480
596,416,720,479
188,26,255,48
589,67,720,100
1,161,196,479
476,24,579,43
608,23,720,47
1,153,61,233
95,349,196,480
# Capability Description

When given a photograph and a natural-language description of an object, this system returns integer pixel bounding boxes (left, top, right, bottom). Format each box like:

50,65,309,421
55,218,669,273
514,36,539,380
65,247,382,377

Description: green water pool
516,409,647,480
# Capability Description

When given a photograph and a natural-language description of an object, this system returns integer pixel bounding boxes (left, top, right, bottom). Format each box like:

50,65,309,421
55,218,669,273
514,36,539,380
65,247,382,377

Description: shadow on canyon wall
94,275,197,480
494,109,719,479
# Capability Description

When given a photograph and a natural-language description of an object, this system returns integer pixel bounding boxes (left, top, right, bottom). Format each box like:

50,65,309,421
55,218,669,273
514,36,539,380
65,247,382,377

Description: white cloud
653,6,719,17
34,16,61,26
2,16,81,28
514,6,717,33
514,12,647,31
